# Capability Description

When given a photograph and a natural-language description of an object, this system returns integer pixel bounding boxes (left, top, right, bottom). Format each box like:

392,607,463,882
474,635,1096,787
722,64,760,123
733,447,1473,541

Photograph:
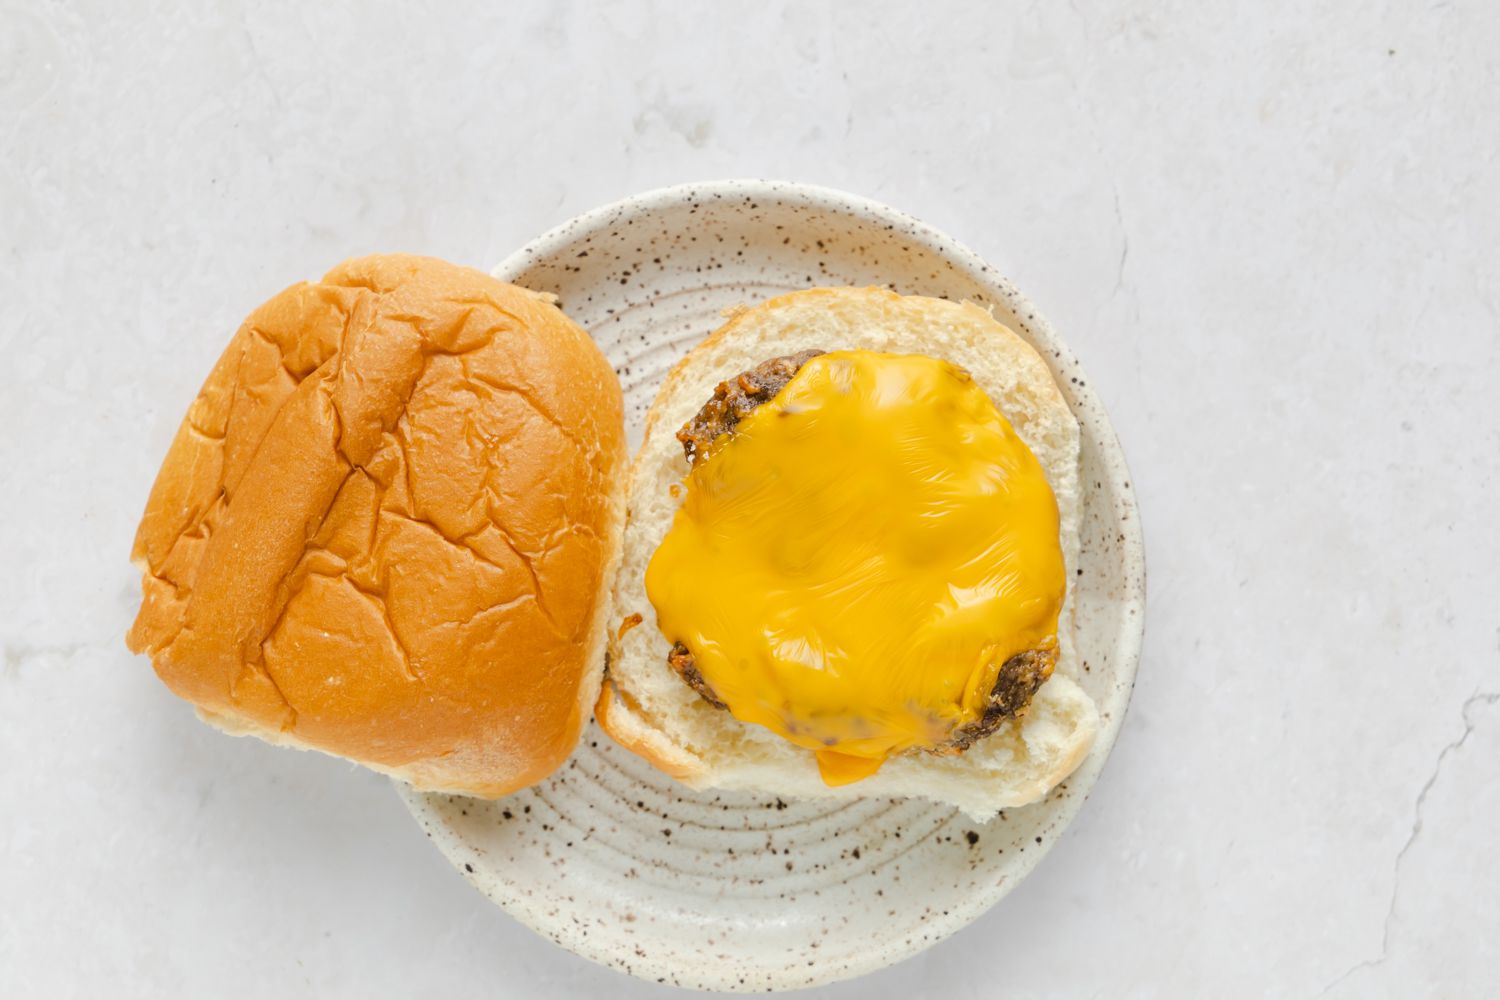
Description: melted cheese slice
645,350,1064,785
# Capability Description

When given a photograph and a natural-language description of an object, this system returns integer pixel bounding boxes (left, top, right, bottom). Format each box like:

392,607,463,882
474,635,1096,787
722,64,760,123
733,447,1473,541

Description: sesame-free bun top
127,254,626,797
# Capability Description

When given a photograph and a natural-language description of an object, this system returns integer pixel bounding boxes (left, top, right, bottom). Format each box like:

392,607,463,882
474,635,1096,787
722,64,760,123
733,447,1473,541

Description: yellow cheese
645,350,1064,785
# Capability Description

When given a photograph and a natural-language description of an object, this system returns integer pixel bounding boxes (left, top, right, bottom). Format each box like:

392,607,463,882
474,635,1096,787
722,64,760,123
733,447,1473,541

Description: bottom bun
601,287,1099,820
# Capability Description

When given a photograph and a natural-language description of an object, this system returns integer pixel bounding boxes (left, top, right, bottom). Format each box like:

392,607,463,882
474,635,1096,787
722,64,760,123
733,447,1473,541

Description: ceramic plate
399,180,1145,991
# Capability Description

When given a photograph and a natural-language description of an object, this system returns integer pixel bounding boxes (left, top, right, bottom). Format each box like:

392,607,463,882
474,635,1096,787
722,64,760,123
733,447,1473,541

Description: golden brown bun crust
127,254,625,797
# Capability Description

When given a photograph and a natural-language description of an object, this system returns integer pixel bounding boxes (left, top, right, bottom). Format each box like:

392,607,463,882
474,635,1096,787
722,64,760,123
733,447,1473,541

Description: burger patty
666,350,1056,754
935,646,1057,753
675,349,827,463
668,640,727,710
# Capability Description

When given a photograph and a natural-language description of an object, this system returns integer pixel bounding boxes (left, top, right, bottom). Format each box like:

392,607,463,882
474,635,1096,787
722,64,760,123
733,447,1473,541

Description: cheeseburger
127,261,1094,817
599,288,1098,819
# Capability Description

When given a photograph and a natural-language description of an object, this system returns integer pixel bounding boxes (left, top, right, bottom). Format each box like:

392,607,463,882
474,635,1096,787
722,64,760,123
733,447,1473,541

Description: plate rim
399,177,1147,989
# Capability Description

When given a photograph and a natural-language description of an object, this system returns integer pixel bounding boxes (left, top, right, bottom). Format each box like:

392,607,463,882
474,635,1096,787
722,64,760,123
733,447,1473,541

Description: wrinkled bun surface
128,254,625,796
601,287,1098,820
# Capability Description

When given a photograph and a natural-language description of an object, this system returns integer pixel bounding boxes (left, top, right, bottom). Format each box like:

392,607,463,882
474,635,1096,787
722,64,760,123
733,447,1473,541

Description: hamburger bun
599,287,1099,820
127,254,625,797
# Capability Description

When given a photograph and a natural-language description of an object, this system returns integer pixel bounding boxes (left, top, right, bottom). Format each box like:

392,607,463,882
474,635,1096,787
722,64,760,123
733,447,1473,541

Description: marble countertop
3,2,1496,996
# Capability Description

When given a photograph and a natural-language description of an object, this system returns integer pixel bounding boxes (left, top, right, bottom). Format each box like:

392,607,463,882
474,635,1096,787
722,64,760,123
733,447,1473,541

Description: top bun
127,254,625,797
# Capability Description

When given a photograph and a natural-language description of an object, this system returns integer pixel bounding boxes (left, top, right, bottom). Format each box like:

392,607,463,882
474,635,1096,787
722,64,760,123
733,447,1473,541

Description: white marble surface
2,1,1497,996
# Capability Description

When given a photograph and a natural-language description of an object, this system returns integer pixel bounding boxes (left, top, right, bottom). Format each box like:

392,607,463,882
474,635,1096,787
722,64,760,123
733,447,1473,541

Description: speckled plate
398,180,1145,991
